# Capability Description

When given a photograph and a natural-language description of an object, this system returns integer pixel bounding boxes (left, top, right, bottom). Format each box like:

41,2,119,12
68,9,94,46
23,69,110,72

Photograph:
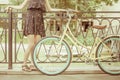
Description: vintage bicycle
32,10,120,75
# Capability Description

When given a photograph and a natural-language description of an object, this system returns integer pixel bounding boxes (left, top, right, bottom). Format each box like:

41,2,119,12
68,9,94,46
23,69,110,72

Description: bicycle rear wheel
96,35,120,75
33,36,72,75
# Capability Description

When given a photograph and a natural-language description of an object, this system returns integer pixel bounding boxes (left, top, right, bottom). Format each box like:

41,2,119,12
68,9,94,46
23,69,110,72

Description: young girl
6,0,66,71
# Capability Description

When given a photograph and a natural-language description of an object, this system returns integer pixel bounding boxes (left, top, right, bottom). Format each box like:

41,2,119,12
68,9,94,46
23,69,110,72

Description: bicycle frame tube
58,11,115,62
59,18,90,54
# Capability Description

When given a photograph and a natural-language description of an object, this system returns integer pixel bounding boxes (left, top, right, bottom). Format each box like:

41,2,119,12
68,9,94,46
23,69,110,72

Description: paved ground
0,74,120,80
0,63,120,80
0,63,104,75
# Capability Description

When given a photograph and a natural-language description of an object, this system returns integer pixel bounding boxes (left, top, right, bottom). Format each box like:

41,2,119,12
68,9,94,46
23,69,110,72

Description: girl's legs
23,35,35,66
30,35,41,69
22,35,41,71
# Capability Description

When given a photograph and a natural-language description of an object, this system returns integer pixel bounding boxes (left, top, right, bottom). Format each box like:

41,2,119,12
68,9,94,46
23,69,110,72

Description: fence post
8,10,13,69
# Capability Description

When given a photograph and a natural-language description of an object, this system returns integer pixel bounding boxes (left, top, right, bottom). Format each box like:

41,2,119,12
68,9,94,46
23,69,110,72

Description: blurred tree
9,0,24,5
9,0,119,11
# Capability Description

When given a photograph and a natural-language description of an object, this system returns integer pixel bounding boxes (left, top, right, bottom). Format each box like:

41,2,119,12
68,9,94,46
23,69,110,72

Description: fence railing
0,11,120,69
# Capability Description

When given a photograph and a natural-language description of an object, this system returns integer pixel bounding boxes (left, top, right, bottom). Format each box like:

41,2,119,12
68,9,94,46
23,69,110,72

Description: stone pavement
0,63,104,75
1,63,120,80
1,74,120,80
0,64,120,80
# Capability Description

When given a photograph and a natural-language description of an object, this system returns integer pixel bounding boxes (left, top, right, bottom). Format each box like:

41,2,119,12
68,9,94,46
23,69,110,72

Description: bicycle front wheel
96,35,120,75
33,36,72,75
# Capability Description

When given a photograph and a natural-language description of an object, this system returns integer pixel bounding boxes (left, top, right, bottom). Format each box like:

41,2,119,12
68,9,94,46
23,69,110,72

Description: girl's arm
45,0,52,11
6,0,29,10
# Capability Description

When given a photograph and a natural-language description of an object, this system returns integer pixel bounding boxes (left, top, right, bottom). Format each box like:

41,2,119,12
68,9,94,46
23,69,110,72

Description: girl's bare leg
30,35,41,66
22,35,41,71
23,35,35,66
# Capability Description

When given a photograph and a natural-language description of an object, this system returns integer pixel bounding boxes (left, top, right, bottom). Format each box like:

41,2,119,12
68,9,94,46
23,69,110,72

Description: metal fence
0,11,120,69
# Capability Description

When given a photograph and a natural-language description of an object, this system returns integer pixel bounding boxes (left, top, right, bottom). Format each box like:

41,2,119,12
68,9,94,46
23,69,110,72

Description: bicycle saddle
92,25,107,29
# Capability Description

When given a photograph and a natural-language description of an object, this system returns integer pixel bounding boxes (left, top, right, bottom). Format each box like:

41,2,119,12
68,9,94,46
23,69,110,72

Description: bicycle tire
96,35,120,75
32,36,72,75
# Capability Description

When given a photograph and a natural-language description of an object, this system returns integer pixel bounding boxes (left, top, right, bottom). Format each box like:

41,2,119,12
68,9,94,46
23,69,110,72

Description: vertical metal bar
8,10,13,69
5,19,7,62
14,16,17,63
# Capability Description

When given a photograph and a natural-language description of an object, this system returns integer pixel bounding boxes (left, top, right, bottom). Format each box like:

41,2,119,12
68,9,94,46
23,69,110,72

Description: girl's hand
5,6,13,13
67,9,79,13
51,8,66,12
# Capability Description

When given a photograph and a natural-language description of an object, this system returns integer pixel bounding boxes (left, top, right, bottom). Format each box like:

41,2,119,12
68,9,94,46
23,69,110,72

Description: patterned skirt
23,10,46,37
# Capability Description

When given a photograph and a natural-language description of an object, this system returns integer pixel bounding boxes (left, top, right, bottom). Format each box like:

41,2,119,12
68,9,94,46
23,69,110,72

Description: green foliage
8,0,119,11
95,0,119,6
9,0,24,5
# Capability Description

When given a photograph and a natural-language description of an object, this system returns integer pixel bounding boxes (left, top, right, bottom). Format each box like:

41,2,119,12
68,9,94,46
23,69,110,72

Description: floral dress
23,0,46,37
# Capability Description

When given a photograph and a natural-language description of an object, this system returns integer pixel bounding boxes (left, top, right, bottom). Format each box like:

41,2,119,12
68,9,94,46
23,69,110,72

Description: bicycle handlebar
65,9,79,19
